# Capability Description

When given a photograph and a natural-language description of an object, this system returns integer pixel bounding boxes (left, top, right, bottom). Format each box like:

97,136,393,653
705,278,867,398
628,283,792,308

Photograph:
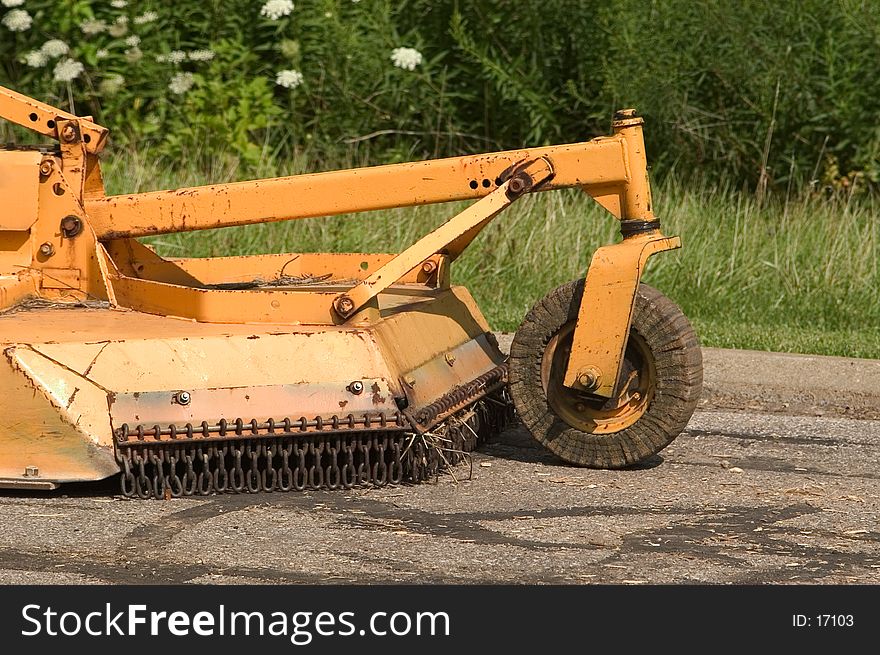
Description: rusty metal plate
108,379,401,436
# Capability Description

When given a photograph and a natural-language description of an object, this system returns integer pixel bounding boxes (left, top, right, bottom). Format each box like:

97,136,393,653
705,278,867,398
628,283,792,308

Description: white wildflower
156,50,186,64
115,15,128,25
260,0,294,20
2,0,25,7
168,71,195,94
108,21,127,37
110,0,127,7
2,8,32,31
133,11,158,25
96,48,109,59
390,47,422,71
80,19,107,35
23,50,48,68
187,49,215,62
41,39,70,58
99,74,125,95
124,34,140,47
124,47,142,63
275,69,304,89
53,58,85,83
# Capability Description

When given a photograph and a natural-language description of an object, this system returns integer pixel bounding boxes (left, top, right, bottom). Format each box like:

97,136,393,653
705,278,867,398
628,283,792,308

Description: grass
100,155,880,359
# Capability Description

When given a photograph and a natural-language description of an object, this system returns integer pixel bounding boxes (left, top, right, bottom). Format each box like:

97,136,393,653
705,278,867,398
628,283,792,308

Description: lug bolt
348,380,364,395
175,391,191,405
39,242,55,257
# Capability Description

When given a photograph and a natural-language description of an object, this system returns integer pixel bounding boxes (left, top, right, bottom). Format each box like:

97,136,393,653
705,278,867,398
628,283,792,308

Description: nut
24,466,39,477
421,261,437,274
39,159,54,176
175,391,191,405
348,380,364,395
576,368,601,391
39,242,55,257
60,215,83,238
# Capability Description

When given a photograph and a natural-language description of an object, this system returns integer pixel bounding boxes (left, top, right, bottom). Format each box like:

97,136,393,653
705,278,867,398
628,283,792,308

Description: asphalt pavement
0,345,877,585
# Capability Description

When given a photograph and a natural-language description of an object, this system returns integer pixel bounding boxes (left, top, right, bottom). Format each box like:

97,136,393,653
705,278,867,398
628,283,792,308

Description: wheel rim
540,322,656,434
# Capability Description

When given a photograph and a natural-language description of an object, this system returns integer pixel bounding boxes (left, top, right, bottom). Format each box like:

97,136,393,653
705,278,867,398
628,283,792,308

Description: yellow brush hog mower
0,86,702,498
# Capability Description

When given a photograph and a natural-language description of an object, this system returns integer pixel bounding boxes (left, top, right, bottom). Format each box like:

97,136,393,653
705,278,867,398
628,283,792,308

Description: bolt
24,466,39,477
175,391,191,405
39,242,55,257
575,402,586,413
632,392,641,402
445,353,456,366
404,376,416,387
508,176,525,195
421,260,437,274
60,124,78,143
577,369,600,391
335,295,355,316
39,159,54,176
348,380,364,395
60,215,83,238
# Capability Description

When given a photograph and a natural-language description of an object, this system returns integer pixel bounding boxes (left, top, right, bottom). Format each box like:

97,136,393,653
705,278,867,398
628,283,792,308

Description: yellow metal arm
85,137,643,239
563,231,680,398
333,158,554,318
0,86,108,154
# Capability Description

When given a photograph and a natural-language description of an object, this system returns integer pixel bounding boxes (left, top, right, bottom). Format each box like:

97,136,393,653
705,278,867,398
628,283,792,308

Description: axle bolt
175,391,191,406
39,242,55,257
348,380,364,395
577,368,601,391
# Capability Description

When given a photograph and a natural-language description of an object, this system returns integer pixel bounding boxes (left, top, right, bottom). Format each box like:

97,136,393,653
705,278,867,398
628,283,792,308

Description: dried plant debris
0,296,110,315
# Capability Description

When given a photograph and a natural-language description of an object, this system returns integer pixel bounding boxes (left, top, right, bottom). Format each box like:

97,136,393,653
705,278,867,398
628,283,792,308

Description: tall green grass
100,155,880,359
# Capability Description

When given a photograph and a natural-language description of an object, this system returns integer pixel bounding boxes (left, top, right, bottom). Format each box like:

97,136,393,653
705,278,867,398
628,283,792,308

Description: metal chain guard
114,372,514,499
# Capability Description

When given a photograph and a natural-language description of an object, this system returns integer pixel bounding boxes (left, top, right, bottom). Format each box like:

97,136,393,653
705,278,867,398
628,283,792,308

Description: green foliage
2,0,880,189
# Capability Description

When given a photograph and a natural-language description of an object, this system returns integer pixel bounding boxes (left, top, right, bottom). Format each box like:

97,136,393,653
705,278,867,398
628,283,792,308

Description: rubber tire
509,281,702,468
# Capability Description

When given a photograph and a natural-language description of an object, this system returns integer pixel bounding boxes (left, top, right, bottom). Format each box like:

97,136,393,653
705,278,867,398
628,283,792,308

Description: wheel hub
540,322,655,434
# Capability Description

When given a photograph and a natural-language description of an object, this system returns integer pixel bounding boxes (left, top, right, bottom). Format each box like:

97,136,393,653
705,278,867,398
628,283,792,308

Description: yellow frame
0,86,678,399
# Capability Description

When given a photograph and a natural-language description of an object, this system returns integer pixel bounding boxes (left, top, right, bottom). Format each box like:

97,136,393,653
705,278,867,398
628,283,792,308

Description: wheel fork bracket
563,230,680,398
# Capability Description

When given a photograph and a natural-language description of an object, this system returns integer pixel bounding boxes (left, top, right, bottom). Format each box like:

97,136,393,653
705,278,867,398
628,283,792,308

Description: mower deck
0,285,507,492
